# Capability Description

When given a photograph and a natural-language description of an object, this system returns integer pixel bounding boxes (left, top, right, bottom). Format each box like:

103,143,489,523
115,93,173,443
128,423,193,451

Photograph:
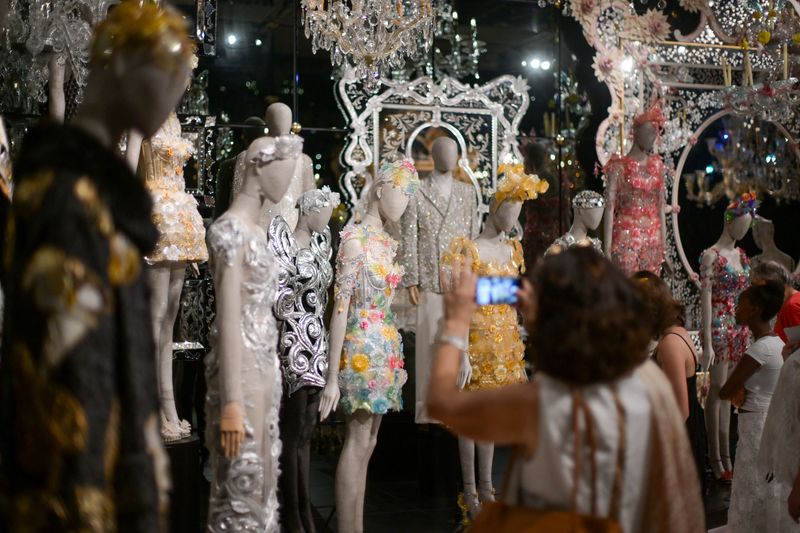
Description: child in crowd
720,281,785,533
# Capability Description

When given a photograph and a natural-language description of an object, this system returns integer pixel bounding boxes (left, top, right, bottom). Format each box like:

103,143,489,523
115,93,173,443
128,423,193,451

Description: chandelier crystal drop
301,0,435,92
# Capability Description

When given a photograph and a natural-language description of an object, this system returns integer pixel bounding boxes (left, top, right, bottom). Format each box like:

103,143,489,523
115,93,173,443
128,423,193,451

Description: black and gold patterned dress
0,123,169,532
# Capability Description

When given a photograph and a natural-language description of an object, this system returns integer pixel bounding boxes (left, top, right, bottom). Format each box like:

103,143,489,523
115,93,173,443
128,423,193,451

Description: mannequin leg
719,362,733,472
335,411,382,533
706,360,731,478
458,436,480,519
298,389,321,533
476,442,495,502
279,389,305,533
148,263,189,440
354,415,382,531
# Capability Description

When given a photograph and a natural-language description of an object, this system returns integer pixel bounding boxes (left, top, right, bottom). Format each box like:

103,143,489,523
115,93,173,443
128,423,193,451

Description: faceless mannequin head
752,215,775,250
633,122,657,153
304,205,334,233
244,137,294,203
725,213,753,241
489,199,522,232
265,103,292,136
81,2,193,139
576,206,604,231
376,183,410,222
431,137,459,172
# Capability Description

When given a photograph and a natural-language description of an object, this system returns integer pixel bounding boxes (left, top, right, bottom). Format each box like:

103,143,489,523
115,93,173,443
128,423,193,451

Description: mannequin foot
722,455,733,473
177,418,192,437
478,486,496,503
457,491,480,525
161,418,185,443
711,460,731,483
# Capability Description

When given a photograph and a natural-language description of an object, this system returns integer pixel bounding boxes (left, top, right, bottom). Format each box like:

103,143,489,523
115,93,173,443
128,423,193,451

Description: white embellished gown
205,214,282,532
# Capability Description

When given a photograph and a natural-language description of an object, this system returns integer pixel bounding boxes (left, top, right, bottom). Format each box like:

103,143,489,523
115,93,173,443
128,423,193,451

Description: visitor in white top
720,281,786,533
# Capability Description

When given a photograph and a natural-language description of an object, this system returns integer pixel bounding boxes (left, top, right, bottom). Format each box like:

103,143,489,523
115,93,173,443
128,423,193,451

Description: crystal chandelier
301,0,435,91
390,0,485,81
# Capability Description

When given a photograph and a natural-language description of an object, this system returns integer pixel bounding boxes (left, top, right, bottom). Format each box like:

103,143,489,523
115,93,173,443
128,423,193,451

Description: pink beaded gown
603,154,666,275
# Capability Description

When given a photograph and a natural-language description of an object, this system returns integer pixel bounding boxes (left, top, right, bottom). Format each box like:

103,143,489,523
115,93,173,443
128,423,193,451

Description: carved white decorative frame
336,72,530,215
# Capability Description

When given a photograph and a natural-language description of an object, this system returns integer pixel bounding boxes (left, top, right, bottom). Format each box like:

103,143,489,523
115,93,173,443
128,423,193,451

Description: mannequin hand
190,262,201,277
457,352,472,390
319,381,340,421
220,402,245,459
702,345,715,370
440,260,476,330
408,286,420,306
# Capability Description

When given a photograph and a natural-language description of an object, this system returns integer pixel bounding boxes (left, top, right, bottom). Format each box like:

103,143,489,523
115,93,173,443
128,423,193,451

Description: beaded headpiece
297,186,341,215
572,190,605,210
376,158,420,196
91,0,195,72
725,191,759,222
493,163,549,209
632,103,666,132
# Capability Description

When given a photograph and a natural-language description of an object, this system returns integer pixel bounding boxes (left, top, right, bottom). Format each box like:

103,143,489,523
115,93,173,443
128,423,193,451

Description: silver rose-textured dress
204,134,302,532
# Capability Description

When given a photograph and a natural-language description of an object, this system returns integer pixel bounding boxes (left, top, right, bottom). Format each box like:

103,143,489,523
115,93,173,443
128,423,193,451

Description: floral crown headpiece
493,163,549,210
297,186,341,215
572,190,605,209
376,159,420,196
91,0,195,72
724,192,759,222
632,103,666,132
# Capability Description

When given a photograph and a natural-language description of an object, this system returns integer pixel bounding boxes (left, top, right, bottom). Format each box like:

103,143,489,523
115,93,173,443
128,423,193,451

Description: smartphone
475,276,520,306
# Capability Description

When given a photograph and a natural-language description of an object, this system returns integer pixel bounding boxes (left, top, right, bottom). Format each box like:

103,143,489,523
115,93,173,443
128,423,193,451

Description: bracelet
437,332,469,353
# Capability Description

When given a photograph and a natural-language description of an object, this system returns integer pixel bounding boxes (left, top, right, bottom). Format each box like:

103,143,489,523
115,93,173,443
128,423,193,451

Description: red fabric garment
775,291,800,342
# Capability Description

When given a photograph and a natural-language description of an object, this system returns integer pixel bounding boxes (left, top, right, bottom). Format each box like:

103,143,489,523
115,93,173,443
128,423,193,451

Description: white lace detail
207,216,246,267
728,411,769,533
759,350,800,485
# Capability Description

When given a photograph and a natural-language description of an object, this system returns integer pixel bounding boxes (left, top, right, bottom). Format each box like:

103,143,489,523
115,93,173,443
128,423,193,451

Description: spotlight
255,38,263,46
227,34,237,45
541,60,551,70
521,60,527,67
705,164,714,174
530,58,541,69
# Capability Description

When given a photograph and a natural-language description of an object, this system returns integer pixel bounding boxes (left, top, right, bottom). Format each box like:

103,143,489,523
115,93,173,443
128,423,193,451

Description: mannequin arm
700,250,715,370
302,154,316,192
603,173,618,256
212,249,245,458
469,189,480,239
126,130,144,174
660,186,669,261
48,55,66,122
319,237,361,420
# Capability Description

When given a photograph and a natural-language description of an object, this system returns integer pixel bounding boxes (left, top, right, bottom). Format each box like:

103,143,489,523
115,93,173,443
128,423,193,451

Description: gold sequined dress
442,236,527,390
139,112,208,264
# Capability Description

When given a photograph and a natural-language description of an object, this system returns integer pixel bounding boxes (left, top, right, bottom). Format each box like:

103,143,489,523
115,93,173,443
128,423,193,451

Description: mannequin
603,104,668,275
214,116,266,218
0,2,192,530
701,192,756,480
545,190,605,256
138,111,208,441
270,186,340,533
441,166,543,521
397,137,480,423
232,103,315,231
752,216,794,272
319,159,420,533
205,133,302,532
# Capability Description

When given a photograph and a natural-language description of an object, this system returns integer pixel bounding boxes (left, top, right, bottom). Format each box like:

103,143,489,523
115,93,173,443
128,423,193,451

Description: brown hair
632,270,685,339
529,248,651,386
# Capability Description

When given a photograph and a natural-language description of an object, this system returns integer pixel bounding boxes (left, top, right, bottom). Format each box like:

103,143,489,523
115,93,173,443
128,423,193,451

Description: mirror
673,112,800,282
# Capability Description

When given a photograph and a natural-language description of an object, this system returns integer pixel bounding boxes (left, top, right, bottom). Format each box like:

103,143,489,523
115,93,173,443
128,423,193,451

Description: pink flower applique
359,320,369,330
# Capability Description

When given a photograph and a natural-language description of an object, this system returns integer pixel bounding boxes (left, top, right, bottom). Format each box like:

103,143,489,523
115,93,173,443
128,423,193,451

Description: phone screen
475,276,520,306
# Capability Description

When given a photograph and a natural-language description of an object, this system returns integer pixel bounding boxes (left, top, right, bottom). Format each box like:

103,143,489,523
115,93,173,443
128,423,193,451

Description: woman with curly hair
427,247,704,533
633,270,707,486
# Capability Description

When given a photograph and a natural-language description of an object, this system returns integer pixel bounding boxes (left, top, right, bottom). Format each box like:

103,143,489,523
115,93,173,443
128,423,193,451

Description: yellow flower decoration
351,354,370,373
757,31,771,45
494,163,549,209
382,326,398,341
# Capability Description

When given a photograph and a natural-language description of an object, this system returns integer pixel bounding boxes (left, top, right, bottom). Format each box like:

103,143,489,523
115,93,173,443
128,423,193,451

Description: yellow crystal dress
442,236,527,390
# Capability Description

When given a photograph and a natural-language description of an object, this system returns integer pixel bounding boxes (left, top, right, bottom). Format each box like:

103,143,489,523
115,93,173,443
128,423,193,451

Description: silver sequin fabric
396,178,479,293
269,216,333,396
546,232,603,256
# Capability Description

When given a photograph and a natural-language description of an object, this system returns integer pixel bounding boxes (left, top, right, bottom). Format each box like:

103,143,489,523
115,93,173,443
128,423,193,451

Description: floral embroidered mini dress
442,236,528,390
139,112,207,264
603,154,666,275
700,247,751,364
335,223,408,416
